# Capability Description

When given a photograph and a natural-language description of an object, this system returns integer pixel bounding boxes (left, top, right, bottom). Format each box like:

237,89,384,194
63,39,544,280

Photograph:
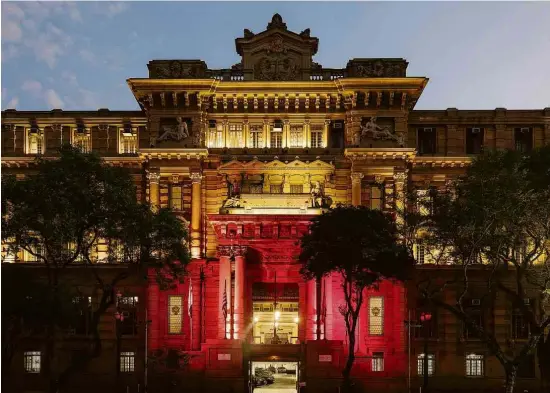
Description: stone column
218,246,232,340
233,246,247,340
393,171,407,228
283,119,290,148
304,120,310,148
323,119,330,148
146,170,160,212
306,278,317,340
190,172,202,259
263,119,270,148
243,120,249,148
351,172,364,206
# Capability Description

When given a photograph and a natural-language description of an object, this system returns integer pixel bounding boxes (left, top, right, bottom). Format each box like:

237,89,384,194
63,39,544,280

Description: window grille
289,125,303,148
120,352,135,372
170,186,183,211
120,132,137,154
415,242,426,264
228,123,243,148
270,129,282,148
24,351,41,373
310,126,323,148
465,354,484,377
417,353,435,375
168,296,183,334
249,124,263,148
371,352,384,372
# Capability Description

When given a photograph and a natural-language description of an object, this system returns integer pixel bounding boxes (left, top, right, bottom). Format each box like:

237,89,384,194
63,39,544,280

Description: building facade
2,14,550,393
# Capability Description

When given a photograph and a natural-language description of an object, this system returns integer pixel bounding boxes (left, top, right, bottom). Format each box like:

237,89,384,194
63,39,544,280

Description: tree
1,146,190,393
409,146,550,393
298,205,415,392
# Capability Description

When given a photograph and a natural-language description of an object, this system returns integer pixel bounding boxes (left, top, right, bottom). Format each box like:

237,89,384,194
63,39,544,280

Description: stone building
2,14,549,393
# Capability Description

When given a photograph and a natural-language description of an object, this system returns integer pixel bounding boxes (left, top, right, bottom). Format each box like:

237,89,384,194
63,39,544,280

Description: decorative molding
217,245,248,258
190,172,203,183
146,171,160,184
350,172,364,185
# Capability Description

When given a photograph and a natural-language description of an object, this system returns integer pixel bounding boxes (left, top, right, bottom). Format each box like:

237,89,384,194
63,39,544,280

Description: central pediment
235,14,319,81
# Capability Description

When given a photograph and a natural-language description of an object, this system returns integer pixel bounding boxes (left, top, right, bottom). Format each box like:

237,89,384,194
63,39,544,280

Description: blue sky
2,1,550,111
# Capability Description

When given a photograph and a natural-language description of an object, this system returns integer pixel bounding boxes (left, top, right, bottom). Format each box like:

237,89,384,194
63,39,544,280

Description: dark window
71,296,92,335
330,120,345,148
119,296,138,335
418,128,436,155
463,307,483,340
511,312,530,339
515,128,533,153
466,127,484,154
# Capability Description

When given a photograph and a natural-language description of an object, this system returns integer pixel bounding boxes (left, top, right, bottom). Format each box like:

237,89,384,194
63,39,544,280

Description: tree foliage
1,146,190,392
299,205,414,391
408,146,550,393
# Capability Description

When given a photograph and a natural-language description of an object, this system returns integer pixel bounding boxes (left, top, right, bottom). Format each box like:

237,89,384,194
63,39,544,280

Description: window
120,352,135,373
270,184,283,194
466,127,484,154
73,128,91,153
463,308,482,340
170,185,183,211
512,311,530,339
208,121,224,148
2,241,17,263
368,297,384,335
120,128,137,154
66,242,85,263
514,127,533,153
416,189,433,216
168,296,183,334
270,122,283,148
289,125,303,148
228,123,243,148
417,353,435,376
249,184,263,194
249,124,263,148
310,125,323,148
27,128,44,155
417,127,436,155
290,184,304,194
118,296,138,335
465,354,484,377
25,243,44,262
370,186,382,210
371,352,384,372
24,351,41,373
415,242,426,264
72,296,92,335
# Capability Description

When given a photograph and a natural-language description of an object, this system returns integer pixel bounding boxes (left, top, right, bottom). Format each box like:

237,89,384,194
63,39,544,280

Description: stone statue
222,196,241,208
158,117,189,142
360,117,405,146
310,181,323,208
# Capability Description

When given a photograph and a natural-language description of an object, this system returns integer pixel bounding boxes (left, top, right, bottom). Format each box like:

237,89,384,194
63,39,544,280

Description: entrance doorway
251,361,298,393
252,302,299,344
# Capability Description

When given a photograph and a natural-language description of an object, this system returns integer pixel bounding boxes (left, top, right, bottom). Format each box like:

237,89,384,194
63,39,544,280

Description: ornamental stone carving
348,59,408,78
217,245,248,258
190,172,203,184
146,171,160,184
148,60,207,79
360,117,405,147
254,55,299,81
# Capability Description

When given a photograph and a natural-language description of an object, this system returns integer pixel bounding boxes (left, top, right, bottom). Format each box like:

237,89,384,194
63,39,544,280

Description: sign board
218,353,231,361
319,354,332,362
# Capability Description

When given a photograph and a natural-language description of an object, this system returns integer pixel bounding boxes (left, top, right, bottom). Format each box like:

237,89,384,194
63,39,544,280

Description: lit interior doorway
252,301,299,344
251,361,298,393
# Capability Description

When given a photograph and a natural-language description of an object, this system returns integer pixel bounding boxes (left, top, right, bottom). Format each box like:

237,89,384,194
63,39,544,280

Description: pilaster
351,172,364,206
190,172,202,259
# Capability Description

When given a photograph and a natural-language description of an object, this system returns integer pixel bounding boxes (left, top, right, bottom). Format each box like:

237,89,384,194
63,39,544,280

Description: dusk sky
2,1,550,111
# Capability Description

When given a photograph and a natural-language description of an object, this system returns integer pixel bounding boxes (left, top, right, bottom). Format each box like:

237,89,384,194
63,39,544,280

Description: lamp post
419,312,432,393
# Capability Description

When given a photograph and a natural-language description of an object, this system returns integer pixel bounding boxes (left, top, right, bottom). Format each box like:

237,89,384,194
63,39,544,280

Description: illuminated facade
2,14,550,393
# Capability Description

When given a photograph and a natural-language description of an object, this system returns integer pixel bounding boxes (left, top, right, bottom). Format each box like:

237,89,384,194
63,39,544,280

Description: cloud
61,71,79,87
25,22,73,69
6,97,19,109
2,45,20,62
79,49,96,64
21,80,43,96
2,20,23,42
44,89,64,108
104,2,129,18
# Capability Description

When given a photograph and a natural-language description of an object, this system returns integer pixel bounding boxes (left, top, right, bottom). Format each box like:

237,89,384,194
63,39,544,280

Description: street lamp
419,312,432,393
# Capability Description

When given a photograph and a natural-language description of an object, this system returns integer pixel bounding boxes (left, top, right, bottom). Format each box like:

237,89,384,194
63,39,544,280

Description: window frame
371,352,384,372
466,127,484,154
417,353,435,376
368,296,384,336
120,351,135,373
465,353,484,377
417,127,437,155
168,295,184,334
24,351,41,373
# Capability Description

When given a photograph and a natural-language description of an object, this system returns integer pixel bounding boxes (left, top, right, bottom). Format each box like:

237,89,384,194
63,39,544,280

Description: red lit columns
217,245,247,340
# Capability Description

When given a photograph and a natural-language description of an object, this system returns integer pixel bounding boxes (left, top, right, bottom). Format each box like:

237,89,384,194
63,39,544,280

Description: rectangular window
25,243,44,262
73,129,91,153
415,242,425,264
289,125,303,148
466,127,484,154
28,129,44,155
120,132,137,154
512,312,530,339
120,352,135,373
72,296,92,335
228,123,243,148
310,126,323,148
170,186,183,211
369,297,384,335
249,184,263,194
418,127,436,155
207,121,224,148
416,189,433,216
371,352,384,372
24,351,41,373
168,296,183,334
270,184,283,194
418,353,435,376
119,296,138,335
249,124,263,148
514,127,533,153
463,309,482,340
370,186,382,210
270,128,282,148
290,184,304,194
465,354,484,377
2,242,17,263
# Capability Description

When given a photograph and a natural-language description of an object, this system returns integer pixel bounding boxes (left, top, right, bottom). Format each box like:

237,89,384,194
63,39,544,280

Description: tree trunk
342,327,356,393
505,366,517,393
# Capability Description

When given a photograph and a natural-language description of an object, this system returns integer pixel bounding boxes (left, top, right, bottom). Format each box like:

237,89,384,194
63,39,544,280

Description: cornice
344,148,417,161
411,156,473,168
138,148,209,160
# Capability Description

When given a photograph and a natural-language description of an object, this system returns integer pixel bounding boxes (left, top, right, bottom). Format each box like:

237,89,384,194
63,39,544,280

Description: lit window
120,352,135,372
465,353,484,377
73,128,91,153
2,241,17,263
27,128,44,155
120,128,137,154
417,353,435,376
415,242,426,264
207,121,224,148
249,124,263,148
310,125,323,148
370,186,382,210
24,351,41,373
170,186,183,211
289,125,303,148
270,123,282,148
228,123,243,148
168,296,183,334
416,189,432,216
369,297,384,335
290,184,304,194
25,243,44,262
371,352,384,372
